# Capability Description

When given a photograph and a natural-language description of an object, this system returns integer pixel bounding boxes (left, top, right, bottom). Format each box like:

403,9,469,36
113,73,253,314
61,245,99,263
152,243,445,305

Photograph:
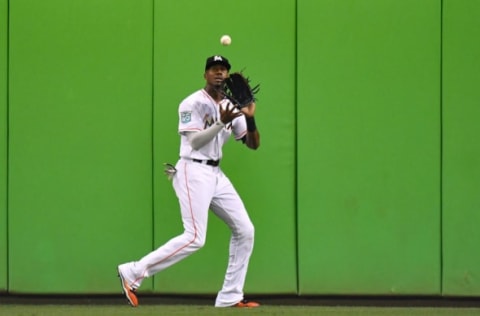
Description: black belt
192,159,220,167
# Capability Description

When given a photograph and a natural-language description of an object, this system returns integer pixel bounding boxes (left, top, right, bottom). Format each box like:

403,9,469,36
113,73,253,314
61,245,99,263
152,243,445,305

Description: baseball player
117,55,260,308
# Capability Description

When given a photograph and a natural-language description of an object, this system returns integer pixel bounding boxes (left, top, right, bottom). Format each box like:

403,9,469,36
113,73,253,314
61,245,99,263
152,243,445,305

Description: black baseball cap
205,55,231,71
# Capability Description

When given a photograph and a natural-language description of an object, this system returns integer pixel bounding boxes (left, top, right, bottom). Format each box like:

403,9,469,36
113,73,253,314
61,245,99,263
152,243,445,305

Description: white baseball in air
220,35,232,46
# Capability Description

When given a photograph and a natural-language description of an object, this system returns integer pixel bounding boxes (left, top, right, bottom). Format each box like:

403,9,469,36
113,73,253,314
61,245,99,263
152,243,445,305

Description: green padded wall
152,0,297,294
0,0,7,292
8,0,153,293
297,0,441,294
442,0,480,296
4,0,480,297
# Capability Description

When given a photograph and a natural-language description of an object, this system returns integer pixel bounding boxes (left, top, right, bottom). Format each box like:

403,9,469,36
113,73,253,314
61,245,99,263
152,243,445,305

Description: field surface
1,295,480,315
2,305,480,316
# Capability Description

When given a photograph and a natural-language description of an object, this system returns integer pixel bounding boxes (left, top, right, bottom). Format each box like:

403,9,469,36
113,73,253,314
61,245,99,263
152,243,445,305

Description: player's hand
240,102,256,118
220,102,242,124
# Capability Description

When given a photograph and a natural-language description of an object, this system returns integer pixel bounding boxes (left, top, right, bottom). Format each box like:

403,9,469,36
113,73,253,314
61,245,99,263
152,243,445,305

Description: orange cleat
117,268,138,307
233,299,260,308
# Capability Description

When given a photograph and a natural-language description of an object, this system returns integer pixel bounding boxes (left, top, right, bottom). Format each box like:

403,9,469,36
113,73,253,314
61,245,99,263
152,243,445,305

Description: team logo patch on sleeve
181,111,192,123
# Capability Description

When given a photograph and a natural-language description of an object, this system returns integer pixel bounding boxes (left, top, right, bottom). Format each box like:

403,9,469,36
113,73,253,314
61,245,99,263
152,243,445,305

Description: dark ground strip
1,294,479,307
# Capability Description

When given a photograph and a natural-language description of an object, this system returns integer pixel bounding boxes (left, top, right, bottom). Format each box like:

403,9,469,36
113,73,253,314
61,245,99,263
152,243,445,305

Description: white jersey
178,89,247,161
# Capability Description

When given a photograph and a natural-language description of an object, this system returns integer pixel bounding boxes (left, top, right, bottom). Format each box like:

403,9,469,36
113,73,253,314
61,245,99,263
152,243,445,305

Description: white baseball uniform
118,89,255,307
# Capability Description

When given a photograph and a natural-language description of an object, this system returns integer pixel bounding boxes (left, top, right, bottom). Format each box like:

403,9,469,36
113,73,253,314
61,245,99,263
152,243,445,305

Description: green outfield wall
7,0,154,293
297,0,441,295
442,0,480,295
1,0,479,297
151,0,297,294
0,0,7,293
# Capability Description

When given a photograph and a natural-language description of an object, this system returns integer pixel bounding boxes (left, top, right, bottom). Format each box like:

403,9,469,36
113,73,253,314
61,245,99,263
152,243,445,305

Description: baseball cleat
233,299,260,308
117,268,138,307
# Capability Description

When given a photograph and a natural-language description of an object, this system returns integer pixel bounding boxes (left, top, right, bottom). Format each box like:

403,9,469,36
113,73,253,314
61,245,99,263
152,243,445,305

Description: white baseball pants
123,158,255,307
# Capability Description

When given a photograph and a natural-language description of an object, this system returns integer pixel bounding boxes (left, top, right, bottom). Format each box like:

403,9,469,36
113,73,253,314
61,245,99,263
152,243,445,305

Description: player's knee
189,234,206,250
238,222,255,241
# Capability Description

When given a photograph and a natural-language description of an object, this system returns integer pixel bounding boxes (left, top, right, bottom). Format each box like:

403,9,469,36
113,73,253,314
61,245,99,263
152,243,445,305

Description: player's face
204,65,229,87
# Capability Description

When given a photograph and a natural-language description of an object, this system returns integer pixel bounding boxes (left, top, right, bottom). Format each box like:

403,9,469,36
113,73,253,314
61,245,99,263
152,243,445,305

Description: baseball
220,35,232,46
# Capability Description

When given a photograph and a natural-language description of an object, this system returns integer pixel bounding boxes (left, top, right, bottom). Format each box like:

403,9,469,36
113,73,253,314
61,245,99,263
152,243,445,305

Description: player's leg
210,171,257,307
118,161,215,304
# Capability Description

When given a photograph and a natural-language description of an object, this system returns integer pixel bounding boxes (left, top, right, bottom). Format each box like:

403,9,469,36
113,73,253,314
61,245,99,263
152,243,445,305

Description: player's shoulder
180,89,205,105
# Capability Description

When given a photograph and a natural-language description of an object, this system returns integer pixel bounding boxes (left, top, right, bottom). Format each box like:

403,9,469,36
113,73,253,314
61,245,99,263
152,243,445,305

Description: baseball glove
223,72,260,109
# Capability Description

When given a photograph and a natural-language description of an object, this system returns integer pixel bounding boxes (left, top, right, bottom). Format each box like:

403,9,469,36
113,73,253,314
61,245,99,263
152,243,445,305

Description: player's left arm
240,102,260,150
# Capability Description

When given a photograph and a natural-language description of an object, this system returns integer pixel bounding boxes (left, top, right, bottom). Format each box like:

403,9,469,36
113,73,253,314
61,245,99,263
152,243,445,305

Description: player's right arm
185,121,224,150
184,102,241,150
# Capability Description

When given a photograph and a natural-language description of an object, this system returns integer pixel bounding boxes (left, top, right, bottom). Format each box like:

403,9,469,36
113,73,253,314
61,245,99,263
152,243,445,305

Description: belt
192,159,220,167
